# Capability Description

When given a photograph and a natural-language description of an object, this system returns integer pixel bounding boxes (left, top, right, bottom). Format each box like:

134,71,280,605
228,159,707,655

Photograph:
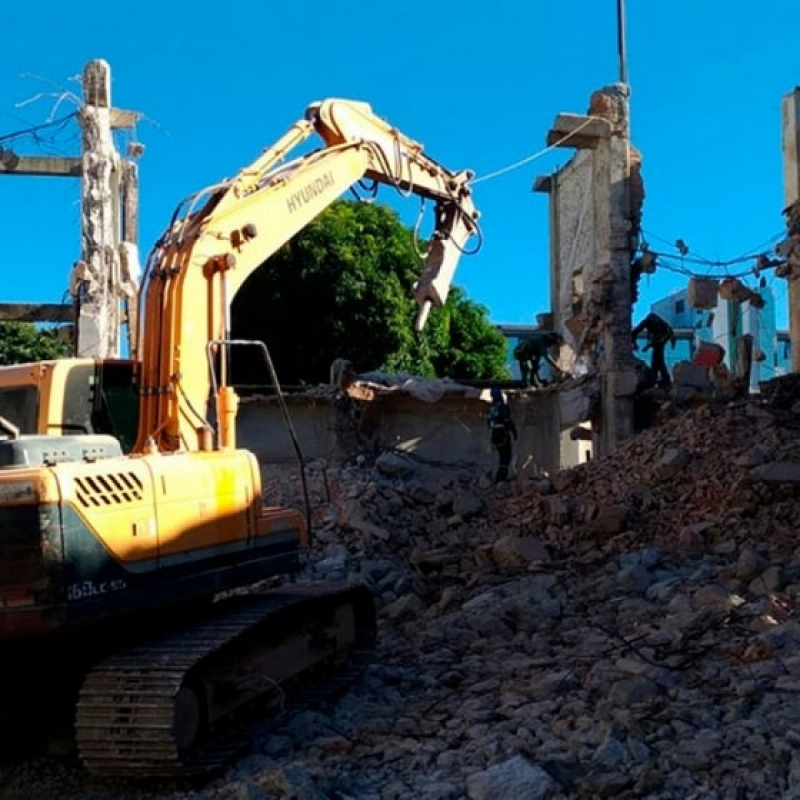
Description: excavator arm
136,98,480,454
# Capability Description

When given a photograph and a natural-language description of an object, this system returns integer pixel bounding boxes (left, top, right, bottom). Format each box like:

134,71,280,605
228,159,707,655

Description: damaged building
3,64,800,485
237,373,596,479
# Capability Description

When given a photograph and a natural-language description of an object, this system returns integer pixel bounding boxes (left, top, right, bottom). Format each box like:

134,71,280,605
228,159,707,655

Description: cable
0,111,77,145
412,198,428,259
472,116,600,185
349,178,379,204
648,249,784,283
342,138,484,258
642,228,786,270
445,205,484,256
392,131,414,199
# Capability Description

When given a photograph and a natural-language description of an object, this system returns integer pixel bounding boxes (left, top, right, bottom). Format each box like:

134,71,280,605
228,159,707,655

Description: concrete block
751,462,800,485
673,362,712,390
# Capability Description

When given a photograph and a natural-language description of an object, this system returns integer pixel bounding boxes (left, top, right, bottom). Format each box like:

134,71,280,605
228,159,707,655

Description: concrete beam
0,303,73,322
110,108,142,130
0,155,82,177
546,114,612,150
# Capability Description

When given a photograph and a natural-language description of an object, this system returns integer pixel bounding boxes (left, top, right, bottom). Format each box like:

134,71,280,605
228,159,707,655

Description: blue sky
2,1,799,330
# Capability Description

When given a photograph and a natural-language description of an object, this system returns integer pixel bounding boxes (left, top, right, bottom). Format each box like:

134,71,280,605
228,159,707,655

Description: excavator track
75,581,376,778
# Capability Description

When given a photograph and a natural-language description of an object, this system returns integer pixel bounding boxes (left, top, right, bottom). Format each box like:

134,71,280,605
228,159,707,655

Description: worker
487,386,518,483
513,332,564,388
632,312,676,388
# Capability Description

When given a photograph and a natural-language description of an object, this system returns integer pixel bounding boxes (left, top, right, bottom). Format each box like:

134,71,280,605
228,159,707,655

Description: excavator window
88,361,139,453
62,363,95,435
50,361,140,453
0,386,38,434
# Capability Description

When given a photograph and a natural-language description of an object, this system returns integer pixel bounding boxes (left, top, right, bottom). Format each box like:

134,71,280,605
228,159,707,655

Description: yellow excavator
0,99,479,776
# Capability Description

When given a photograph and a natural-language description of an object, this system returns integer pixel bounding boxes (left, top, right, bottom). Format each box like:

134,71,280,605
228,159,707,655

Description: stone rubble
7,375,800,798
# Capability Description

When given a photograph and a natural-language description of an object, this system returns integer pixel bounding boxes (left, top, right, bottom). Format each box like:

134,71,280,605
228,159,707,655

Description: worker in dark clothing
487,386,518,482
632,312,676,388
513,332,564,388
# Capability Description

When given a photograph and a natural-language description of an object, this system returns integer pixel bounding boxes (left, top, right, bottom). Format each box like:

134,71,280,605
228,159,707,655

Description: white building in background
644,284,789,390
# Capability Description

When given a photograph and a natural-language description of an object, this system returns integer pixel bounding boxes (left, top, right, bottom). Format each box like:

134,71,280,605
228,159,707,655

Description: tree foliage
231,201,509,387
0,323,71,365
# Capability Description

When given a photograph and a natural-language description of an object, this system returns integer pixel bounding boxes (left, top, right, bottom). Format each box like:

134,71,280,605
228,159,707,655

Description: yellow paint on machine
148,450,258,558
53,449,263,565
54,457,158,564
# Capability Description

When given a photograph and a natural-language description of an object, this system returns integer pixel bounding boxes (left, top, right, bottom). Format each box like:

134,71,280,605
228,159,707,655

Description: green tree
231,200,509,387
0,322,71,365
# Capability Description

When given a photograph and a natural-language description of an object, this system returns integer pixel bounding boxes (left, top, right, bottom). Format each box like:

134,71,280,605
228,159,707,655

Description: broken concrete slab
751,462,800,485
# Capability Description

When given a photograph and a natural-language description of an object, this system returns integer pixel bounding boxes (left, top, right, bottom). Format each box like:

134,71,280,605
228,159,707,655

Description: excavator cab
0,359,139,452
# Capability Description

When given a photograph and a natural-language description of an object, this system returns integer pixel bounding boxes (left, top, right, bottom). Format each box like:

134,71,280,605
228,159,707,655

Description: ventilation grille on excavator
74,473,144,507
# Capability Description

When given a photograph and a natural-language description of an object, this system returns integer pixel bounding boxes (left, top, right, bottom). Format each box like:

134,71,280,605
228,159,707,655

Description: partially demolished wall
237,386,564,479
538,83,644,454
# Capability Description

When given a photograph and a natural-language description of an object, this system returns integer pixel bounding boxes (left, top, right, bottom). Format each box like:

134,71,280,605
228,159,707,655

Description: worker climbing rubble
513,331,564,388
632,311,676,389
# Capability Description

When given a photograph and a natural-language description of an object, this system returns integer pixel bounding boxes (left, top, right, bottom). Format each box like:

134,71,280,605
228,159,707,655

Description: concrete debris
354,371,478,403
12,373,800,799
752,461,800,485
466,755,558,800
489,535,550,570
672,359,737,404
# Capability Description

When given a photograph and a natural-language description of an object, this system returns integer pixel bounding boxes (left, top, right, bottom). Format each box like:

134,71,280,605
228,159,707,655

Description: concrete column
735,333,754,392
782,89,800,372
120,159,140,358
75,59,121,358
596,84,637,454
538,84,640,459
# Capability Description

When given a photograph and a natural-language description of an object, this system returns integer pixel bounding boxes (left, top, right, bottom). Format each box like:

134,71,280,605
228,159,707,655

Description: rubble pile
8,379,800,799
247,377,800,800
508,396,800,559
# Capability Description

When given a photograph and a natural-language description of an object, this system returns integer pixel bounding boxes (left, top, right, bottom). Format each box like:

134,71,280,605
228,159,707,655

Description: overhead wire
637,224,790,305
472,116,599,185
641,228,786,272
648,252,769,281
3,101,790,314
0,112,78,145
463,120,793,288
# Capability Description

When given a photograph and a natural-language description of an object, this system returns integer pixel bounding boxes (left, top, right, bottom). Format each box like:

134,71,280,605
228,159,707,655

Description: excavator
0,98,479,777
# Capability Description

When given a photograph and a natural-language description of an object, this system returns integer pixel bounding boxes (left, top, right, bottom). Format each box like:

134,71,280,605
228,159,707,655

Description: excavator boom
136,98,479,453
